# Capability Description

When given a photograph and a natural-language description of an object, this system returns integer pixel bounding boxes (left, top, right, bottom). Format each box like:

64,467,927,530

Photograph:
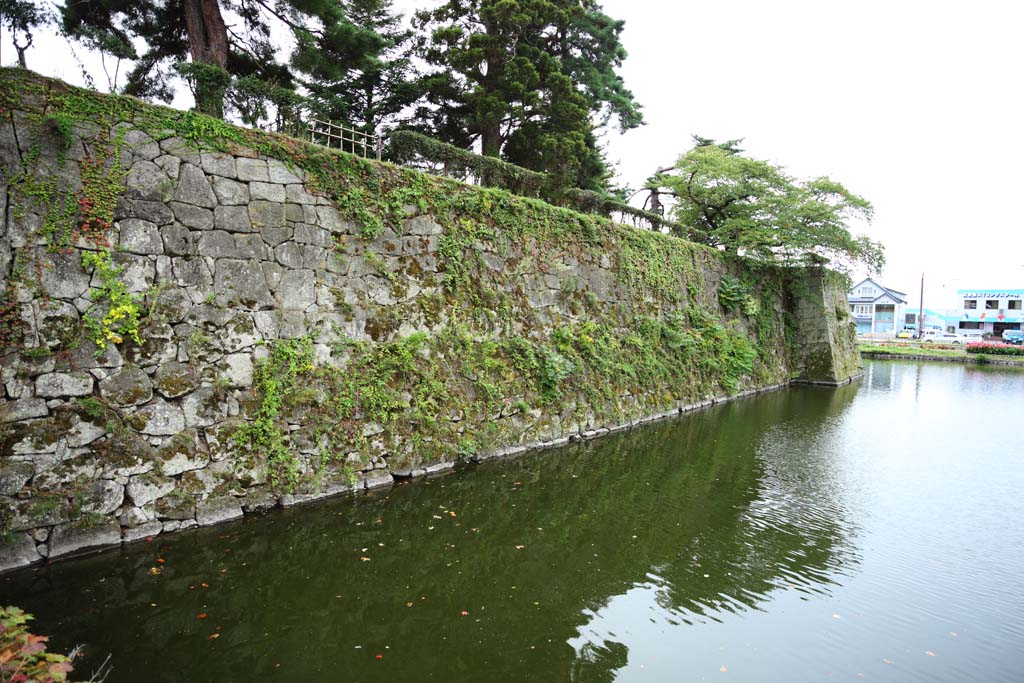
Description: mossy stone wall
0,70,859,572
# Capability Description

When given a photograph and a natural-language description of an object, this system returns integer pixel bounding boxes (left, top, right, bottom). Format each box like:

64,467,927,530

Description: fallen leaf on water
926,651,936,657
449,511,457,517
201,583,209,588
375,654,383,660
433,515,443,520
156,558,165,564
515,545,525,550
950,632,957,637
832,614,841,619
460,610,469,616
882,658,893,665
148,567,161,576
220,569,227,574
360,557,371,562
406,602,414,607
207,634,220,640
720,665,727,673
189,585,195,590
197,613,208,620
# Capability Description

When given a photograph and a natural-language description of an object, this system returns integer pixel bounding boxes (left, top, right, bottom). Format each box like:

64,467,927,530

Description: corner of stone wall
788,268,863,386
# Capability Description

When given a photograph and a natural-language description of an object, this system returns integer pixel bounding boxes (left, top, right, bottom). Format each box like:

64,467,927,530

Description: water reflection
4,363,1023,682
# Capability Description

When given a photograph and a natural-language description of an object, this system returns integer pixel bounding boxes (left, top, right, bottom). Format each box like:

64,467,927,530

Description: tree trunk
182,0,230,118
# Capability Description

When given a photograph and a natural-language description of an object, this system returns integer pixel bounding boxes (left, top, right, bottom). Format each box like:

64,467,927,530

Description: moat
3,360,1023,682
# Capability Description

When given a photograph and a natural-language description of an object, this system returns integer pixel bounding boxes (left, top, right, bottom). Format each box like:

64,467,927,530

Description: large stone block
118,218,163,255
0,533,42,572
130,397,185,436
214,259,272,308
49,518,121,558
170,201,214,230
196,497,243,526
172,163,217,208
211,176,249,205
35,372,94,397
99,365,154,407
249,200,285,229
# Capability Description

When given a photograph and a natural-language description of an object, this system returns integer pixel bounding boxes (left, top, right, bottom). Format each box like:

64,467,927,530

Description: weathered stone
0,461,34,495
93,432,157,479
285,184,318,204
118,218,163,254
221,353,253,387
267,160,302,184
49,518,121,558
157,430,210,476
123,521,163,543
109,252,155,293
249,200,285,228
156,494,196,520
214,205,251,232
131,397,185,435
182,387,226,428
1,398,48,422
211,176,249,205
276,269,315,310
131,200,175,225
200,152,236,178
99,366,153,407
214,259,272,308
79,480,125,515
154,154,182,179
406,215,443,236
170,201,214,229
126,159,172,202
233,234,266,260
158,137,200,165
39,249,91,299
172,257,213,287
315,205,345,232
172,163,217,208
35,372,94,397
249,181,286,202
0,533,41,572
127,473,176,506
236,157,270,181
122,128,159,159
162,223,194,255
197,230,238,258
153,362,198,398
65,414,107,447
196,497,243,526
294,224,330,247
35,301,80,350
260,225,293,247
240,488,277,513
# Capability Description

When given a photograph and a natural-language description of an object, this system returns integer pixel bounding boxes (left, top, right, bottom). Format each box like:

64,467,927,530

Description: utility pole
918,273,925,339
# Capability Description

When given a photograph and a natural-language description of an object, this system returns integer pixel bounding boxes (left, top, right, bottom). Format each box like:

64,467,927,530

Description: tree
0,0,49,68
413,0,641,190
302,0,422,134
649,137,884,273
61,0,382,119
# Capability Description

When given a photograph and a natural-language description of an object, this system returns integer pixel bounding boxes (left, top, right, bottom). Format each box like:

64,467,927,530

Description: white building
955,289,1024,338
847,278,908,336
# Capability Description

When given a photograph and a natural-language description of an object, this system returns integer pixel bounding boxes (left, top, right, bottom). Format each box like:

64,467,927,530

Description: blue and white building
955,289,1024,338
847,278,908,335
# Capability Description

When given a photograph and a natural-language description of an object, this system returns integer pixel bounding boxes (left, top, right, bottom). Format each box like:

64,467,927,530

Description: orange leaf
207,633,220,640
197,613,208,619
720,665,727,673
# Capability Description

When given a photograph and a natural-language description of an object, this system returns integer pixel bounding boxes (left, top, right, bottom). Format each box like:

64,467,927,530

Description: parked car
897,329,913,339
1002,330,1024,345
922,330,966,345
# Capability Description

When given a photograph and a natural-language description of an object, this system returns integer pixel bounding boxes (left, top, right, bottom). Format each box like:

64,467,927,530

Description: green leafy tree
413,0,641,190
649,137,884,273
61,0,382,119
301,0,421,134
0,0,49,68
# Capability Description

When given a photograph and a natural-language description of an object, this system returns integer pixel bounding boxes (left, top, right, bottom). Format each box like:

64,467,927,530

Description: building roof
848,278,908,304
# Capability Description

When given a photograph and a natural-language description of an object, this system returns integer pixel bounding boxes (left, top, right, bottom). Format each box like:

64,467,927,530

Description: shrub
0,606,75,682
966,342,1024,357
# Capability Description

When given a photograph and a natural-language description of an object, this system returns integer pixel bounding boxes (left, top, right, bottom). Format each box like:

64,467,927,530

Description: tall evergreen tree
413,0,641,190
302,0,421,134
61,0,382,119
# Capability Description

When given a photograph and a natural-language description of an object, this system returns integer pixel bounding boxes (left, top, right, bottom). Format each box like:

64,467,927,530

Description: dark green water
3,360,1024,682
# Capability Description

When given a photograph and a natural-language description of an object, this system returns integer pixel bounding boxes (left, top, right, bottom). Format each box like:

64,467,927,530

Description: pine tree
302,0,422,134
412,0,641,190
0,0,50,69
61,0,383,120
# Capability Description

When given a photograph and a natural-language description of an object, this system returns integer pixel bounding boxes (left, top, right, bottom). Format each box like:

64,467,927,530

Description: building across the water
847,278,908,335
955,289,1024,337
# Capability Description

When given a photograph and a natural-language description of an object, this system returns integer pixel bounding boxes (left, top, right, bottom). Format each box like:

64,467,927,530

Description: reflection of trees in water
1,387,860,683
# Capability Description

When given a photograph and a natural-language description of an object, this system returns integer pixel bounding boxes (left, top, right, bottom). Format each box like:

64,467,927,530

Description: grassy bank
859,344,1024,367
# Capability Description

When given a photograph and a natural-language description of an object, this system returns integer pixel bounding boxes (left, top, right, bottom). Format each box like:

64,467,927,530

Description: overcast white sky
4,0,1023,306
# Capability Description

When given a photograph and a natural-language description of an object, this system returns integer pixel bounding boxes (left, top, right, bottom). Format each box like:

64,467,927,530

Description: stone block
0,461,34,495
211,176,249,205
153,361,198,399
215,205,252,232
49,518,121,558
214,259,272,308
182,387,226,429
249,182,286,202
125,159,171,202
236,157,269,182
196,230,238,258
127,473,176,507
172,163,217,208
249,200,285,229
99,365,153,407
200,152,236,178
35,372,94,397
268,160,302,184
276,270,315,310
79,480,125,515
39,249,91,299
196,497,243,526
0,533,42,572
131,200,175,225
118,218,163,254
131,397,185,435
162,223,194,256
169,201,214,230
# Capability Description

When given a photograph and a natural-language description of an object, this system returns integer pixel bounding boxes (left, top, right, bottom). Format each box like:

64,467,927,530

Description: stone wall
0,70,860,572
